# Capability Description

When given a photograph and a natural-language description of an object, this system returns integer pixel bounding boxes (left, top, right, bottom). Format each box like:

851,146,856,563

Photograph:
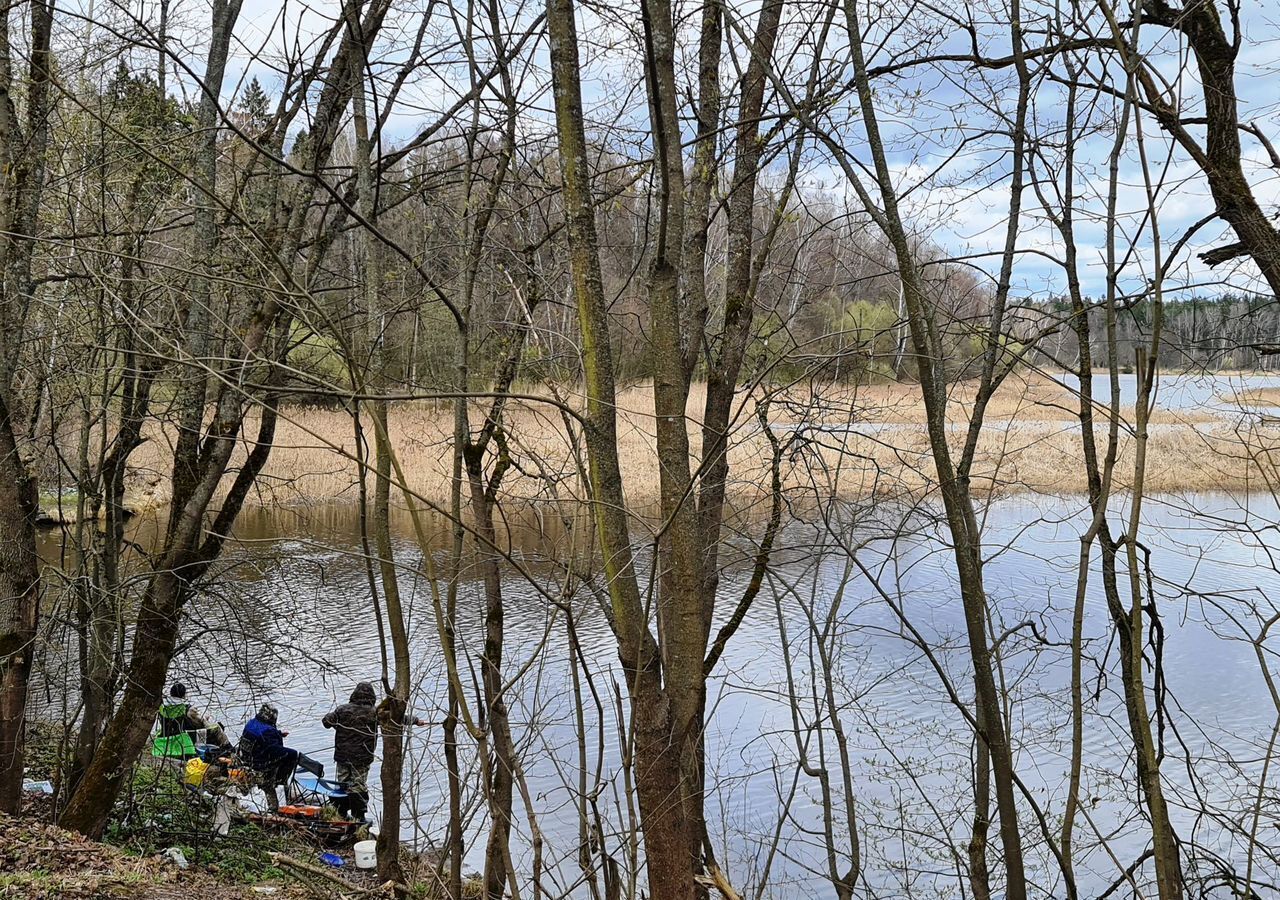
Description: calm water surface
40,491,1280,897
1053,371,1280,415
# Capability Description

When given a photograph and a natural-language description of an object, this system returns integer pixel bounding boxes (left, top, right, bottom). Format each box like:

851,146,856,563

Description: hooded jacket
322,682,378,766
240,714,290,769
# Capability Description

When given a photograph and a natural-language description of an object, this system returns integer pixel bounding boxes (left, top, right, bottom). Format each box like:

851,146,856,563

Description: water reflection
1053,370,1280,415
35,492,1280,897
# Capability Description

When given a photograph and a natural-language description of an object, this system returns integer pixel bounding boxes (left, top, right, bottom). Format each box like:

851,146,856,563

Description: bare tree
0,0,72,814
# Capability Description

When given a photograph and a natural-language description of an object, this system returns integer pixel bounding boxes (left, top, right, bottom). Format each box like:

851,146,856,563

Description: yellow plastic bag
184,757,210,787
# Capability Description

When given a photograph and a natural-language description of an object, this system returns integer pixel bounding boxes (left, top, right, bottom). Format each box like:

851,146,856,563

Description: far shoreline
34,372,1280,526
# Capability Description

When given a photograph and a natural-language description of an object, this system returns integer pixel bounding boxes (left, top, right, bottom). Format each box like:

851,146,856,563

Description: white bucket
353,840,377,870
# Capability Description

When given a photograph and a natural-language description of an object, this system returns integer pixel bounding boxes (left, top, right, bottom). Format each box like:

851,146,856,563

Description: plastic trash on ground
213,795,233,836
184,757,210,787
354,839,377,869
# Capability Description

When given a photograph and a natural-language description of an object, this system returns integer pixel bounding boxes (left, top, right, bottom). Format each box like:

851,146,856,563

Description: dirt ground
0,810,338,900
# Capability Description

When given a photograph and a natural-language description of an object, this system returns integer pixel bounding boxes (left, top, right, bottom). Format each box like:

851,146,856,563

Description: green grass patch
104,767,289,884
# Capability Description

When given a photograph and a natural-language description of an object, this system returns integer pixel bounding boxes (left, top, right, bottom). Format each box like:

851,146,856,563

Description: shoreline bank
36,374,1280,523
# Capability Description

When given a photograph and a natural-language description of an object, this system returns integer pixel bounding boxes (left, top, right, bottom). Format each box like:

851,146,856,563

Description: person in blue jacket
238,703,300,810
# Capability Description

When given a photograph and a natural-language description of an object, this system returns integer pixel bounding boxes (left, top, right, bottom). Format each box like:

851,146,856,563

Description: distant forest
1029,295,1280,373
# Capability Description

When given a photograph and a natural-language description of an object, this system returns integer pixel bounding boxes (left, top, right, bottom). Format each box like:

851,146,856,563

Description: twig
269,850,371,896
696,863,744,900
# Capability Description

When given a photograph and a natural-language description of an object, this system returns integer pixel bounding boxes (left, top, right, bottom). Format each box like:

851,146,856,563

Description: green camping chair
151,702,198,759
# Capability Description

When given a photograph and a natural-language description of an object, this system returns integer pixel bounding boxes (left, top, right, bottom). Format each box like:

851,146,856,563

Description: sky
51,0,1280,302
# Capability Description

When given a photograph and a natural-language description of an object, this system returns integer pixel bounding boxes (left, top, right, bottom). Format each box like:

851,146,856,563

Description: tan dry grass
1233,387,1280,407
121,374,1280,510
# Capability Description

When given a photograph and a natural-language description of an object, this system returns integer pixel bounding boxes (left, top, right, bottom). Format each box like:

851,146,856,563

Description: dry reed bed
1235,387,1280,407
121,376,1280,510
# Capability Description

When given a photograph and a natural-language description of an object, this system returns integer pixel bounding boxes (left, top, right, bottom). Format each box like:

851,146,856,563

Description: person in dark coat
322,682,377,821
238,703,300,810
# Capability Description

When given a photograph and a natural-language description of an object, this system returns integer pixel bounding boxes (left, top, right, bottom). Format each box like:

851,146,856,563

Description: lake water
1053,370,1280,416
55,489,1277,898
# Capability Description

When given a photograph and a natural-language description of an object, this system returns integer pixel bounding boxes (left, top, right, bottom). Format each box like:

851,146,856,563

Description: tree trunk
697,0,786,603
1144,0,1280,299
0,0,58,815
465,466,519,899
0,390,39,812
347,27,412,879
681,0,723,381
836,0,1029,895
167,0,241,527
1111,346,1184,897
638,0,713,880
370,393,408,885
546,0,695,893
966,697,991,900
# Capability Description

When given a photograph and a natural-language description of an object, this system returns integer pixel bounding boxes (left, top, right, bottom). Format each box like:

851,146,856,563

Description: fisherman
238,703,302,810
153,683,232,759
321,683,427,822
321,682,378,822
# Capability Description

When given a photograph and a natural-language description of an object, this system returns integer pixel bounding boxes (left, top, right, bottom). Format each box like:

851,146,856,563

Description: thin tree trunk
0,390,39,812
698,0,786,601
443,340,466,900
546,1,694,894
638,0,710,880
372,393,409,886
1082,21,1187,886
455,11,526,888
347,24,411,882
466,463,518,899
168,0,241,529
0,0,69,814
835,1,1029,894
443,371,466,900
681,0,723,381
967,696,991,900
